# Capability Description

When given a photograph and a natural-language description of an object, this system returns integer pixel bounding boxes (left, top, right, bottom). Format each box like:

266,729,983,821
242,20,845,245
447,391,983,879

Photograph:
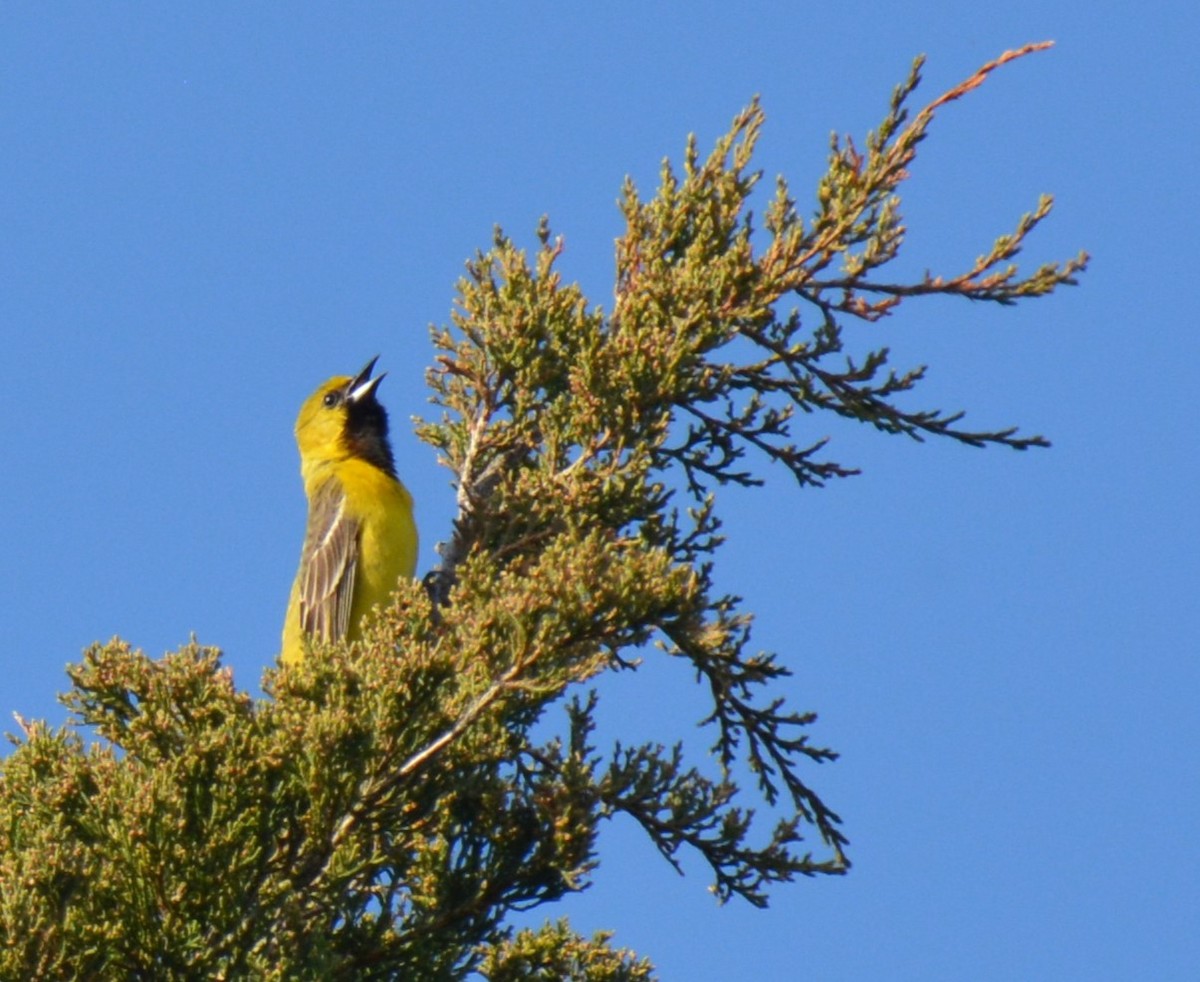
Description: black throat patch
344,397,397,478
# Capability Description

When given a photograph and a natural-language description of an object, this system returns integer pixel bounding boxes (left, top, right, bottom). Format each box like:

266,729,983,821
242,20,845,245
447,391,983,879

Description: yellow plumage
281,357,418,665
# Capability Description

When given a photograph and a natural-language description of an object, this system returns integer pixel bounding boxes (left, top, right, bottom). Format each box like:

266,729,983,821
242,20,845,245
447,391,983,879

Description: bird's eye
323,392,340,408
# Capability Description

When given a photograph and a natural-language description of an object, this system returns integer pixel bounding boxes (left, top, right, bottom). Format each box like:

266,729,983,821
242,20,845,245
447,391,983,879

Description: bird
281,356,418,665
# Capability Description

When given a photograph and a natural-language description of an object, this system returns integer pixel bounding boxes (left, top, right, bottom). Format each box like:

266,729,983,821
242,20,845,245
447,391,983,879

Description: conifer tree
0,44,1084,979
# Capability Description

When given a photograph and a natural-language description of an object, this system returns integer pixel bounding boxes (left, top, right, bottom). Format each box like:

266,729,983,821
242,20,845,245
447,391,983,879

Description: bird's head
295,356,396,476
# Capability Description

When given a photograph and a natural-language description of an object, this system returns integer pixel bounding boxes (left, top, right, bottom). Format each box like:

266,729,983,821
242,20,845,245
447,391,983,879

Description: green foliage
479,920,654,981
0,45,1083,979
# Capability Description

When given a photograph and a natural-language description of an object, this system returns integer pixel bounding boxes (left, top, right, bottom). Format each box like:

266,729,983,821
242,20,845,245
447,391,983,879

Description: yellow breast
338,458,418,639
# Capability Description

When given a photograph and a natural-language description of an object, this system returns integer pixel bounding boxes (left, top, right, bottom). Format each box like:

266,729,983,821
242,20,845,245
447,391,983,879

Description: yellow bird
281,357,418,665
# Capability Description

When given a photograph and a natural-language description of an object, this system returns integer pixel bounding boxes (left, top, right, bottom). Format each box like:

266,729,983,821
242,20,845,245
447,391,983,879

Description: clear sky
2,4,1196,980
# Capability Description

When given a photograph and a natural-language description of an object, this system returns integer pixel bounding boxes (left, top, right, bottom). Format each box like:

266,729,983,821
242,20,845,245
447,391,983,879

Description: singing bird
281,357,418,665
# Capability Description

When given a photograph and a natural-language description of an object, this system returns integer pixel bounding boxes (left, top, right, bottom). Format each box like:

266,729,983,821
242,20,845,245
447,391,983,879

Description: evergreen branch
599,741,842,906
661,615,848,866
0,44,1084,976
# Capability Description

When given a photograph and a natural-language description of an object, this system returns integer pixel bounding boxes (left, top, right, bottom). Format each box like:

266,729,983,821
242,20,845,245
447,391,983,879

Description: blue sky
2,4,1196,979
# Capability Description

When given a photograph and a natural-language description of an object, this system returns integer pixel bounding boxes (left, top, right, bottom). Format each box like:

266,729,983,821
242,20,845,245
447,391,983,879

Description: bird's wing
298,479,360,643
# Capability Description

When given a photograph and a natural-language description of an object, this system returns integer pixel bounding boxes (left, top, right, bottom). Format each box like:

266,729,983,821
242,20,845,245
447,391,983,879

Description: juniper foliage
0,44,1084,979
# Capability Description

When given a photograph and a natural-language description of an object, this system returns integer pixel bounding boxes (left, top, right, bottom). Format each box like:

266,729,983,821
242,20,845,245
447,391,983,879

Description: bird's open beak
348,355,385,403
